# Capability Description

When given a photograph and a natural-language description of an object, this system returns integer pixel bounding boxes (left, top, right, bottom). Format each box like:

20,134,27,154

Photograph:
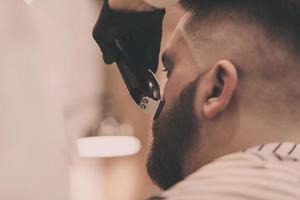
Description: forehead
164,14,205,73
165,14,191,56
161,14,206,103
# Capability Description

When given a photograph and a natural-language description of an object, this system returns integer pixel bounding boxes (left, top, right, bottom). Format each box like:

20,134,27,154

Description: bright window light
77,136,141,158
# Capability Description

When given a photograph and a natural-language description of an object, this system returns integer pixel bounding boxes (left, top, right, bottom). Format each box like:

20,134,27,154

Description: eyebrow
161,51,174,76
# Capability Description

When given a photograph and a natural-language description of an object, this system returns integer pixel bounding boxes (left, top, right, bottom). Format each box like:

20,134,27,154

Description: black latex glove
92,0,165,74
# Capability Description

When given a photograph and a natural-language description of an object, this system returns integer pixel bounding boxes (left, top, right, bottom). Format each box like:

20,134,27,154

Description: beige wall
0,1,70,200
0,0,183,199
0,0,104,199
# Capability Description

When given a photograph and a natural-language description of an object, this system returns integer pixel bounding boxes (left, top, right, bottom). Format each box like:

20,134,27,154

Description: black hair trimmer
115,39,165,120
91,0,165,120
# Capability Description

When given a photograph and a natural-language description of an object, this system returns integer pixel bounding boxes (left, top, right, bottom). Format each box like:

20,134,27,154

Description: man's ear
202,60,238,119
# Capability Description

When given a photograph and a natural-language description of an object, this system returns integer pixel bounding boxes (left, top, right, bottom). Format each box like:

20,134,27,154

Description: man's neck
234,114,300,150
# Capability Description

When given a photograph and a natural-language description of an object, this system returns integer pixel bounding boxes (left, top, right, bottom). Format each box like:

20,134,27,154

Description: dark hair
180,0,300,54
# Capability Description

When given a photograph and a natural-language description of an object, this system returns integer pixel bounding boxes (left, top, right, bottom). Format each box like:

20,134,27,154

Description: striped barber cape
150,143,300,200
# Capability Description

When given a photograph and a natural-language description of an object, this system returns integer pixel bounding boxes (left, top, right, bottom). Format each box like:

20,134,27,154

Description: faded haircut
177,0,300,111
180,0,300,56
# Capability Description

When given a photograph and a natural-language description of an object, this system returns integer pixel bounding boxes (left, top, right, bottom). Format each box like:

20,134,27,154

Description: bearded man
94,0,300,199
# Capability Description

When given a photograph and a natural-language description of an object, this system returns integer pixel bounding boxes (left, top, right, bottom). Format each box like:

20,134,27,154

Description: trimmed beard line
147,75,202,190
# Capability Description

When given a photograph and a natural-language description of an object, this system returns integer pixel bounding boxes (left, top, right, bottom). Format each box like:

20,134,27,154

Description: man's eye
162,68,170,78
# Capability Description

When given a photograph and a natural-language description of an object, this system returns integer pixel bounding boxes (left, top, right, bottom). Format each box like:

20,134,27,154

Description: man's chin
147,144,184,190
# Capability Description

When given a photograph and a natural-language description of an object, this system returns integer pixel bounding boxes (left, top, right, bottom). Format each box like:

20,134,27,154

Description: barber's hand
92,0,165,73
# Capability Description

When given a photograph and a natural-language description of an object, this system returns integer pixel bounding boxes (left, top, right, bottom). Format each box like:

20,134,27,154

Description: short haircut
180,0,300,56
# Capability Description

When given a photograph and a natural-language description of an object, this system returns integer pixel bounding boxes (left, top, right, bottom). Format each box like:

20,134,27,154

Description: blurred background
0,0,183,200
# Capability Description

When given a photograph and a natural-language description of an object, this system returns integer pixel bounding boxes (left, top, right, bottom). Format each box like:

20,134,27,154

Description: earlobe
203,60,238,119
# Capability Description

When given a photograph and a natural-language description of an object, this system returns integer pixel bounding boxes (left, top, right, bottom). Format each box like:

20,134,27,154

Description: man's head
147,0,300,190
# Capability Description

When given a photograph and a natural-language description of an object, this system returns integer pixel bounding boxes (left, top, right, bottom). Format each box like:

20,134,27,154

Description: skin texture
147,13,300,189
107,0,300,190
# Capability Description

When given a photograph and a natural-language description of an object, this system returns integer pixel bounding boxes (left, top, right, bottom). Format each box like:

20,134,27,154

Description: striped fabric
153,143,300,200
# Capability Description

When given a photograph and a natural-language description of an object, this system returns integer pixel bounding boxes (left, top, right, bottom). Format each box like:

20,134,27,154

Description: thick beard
147,76,201,190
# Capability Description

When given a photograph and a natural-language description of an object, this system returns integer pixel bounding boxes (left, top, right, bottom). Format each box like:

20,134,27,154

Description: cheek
163,68,201,110
194,80,208,121
163,74,189,110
